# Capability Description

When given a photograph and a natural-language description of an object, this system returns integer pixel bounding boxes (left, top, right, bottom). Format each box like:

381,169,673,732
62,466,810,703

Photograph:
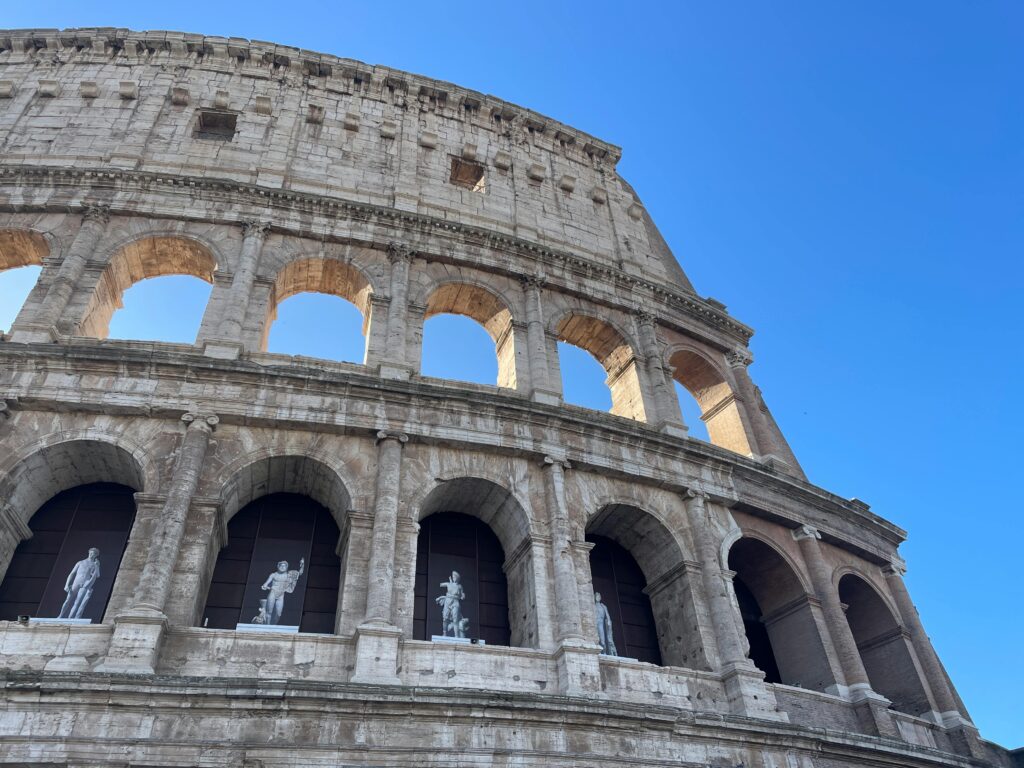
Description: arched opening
414,512,509,646
203,455,351,634
558,341,612,411
673,381,710,441
587,503,709,669
0,228,48,332
201,493,341,633
587,535,660,664
108,275,213,343
414,477,534,648
0,482,137,624
839,573,933,715
728,536,837,692
556,312,646,421
421,283,516,388
263,258,372,363
79,236,217,341
669,349,753,454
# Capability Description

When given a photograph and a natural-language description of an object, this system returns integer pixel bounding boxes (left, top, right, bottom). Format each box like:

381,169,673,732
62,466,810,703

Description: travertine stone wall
0,28,1010,768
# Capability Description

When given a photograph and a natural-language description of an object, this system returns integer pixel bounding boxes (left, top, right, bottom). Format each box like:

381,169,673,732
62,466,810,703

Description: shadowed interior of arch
421,283,514,388
80,236,217,342
0,265,42,332
669,349,752,454
264,258,372,364
556,312,646,421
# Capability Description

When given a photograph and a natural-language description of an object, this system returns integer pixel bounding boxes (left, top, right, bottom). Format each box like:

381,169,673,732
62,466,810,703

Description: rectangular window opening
449,157,486,193
195,110,237,141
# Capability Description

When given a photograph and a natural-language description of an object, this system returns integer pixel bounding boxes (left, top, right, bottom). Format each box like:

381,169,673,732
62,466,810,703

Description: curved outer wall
0,28,1011,768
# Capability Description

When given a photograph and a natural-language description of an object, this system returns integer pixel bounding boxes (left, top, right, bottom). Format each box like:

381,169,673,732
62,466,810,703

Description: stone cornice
0,27,622,166
0,340,903,559
0,163,755,347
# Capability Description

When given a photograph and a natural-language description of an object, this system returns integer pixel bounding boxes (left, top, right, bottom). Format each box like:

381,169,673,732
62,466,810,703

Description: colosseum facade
0,27,1013,768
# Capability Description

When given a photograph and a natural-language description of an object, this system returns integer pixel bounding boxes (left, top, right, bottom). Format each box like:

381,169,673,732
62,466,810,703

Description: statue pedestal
553,640,603,697
720,661,789,722
93,608,167,674
350,622,402,685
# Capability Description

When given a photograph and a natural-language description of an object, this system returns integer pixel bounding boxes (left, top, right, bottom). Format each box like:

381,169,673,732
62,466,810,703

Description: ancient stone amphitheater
0,27,1013,768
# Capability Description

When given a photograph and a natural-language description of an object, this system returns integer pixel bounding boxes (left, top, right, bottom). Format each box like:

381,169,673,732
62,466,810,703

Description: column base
720,661,788,722
926,711,986,759
93,608,168,675
6,325,60,343
378,363,413,381
530,389,562,406
658,422,689,439
201,340,244,360
553,639,603,697
350,622,402,685
847,684,898,738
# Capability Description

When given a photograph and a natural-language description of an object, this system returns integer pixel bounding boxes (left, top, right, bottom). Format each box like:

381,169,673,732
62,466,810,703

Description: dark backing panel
587,535,661,665
413,512,510,647
0,483,136,622
201,493,340,634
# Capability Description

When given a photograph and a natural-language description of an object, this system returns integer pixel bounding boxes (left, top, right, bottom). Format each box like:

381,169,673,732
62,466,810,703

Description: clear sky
1,1,1021,747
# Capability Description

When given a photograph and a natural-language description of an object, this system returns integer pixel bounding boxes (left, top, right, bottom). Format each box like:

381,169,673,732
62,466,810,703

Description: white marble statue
58,547,101,619
435,570,467,638
594,592,618,656
260,558,304,625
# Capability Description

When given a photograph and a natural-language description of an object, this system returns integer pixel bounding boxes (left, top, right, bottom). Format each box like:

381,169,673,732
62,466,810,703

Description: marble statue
260,558,304,625
435,570,467,638
594,592,618,656
58,547,101,619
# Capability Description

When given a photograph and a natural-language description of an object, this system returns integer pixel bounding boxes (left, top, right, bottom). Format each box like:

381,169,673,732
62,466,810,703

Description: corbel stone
214,90,230,110
558,174,576,193
254,95,272,115
0,80,14,98
38,80,59,98
492,150,512,171
119,81,138,100
380,120,397,140
343,111,360,131
526,163,546,182
590,186,608,204
462,142,478,161
418,131,438,149
627,202,644,221
79,81,99,99
170,86,189,106
307,103,325,124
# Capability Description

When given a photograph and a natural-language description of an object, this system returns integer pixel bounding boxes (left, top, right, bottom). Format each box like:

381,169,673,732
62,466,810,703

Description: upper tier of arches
0,215,798,472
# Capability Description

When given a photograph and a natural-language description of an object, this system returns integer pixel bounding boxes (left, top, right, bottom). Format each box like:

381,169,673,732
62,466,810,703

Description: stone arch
261,257,375,359
727,534,839,692
553,310,647,422
0,437,149,620
666,344,754,454
199,454,352,633
422,281,517,389
78,235,218,339
413,476,535,648
587,502,708,669
0,228,49,271
838,572,934,716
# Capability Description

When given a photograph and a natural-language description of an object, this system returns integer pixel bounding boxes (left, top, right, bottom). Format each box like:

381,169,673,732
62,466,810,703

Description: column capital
726,347,753,369
375,429,409,445
883,556,908,577
683,486,709,505
181,412,219,432
633,308,658,327
82,204,111,225
520,273,546,290
791,524,821,542
386,241,415,263
540,455,571,470
241,220,271,240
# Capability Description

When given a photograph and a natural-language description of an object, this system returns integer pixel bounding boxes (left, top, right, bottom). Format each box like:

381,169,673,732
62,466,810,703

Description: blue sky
1,1,1021,747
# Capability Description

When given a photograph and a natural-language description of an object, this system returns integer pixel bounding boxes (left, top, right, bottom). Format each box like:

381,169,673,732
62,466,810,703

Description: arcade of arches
0,439,942,723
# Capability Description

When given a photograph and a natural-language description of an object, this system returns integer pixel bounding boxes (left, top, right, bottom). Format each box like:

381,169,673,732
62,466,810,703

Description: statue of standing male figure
594,592,618,656
58,547,101,619
435,570,468,638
